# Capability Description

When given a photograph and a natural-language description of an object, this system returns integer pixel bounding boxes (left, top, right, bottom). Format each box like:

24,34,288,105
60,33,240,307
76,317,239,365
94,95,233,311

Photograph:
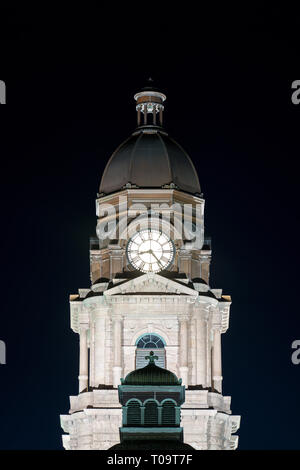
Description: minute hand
150,251,163,267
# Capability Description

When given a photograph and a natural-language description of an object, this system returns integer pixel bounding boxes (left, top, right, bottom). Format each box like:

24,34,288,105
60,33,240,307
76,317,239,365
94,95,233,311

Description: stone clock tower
60,84,241,450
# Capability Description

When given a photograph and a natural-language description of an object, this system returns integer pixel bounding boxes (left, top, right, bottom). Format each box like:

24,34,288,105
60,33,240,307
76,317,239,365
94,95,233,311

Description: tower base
60,389,240,450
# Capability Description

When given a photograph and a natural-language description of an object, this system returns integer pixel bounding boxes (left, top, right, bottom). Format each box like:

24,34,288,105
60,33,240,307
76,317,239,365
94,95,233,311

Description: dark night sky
0,6,300,450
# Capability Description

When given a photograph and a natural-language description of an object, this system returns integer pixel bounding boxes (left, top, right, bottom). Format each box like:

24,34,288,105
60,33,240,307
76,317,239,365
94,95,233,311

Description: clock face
126,229,175,273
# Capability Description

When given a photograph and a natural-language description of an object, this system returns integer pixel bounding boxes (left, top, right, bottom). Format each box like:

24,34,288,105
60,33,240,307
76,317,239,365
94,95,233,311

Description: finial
145,350,158,364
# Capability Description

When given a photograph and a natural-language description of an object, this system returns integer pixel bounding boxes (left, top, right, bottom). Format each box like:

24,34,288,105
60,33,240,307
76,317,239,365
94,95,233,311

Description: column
200,256,212,284
178,250,192,278
212,329,222,393
179,317,189,387
137,108,141,126
196,315,207,387
190,317,197,385
78,326,88,393
153,108,157,125
158,406,162,425
94,314,106,386
175,406,181,425
110,248,124,278
141,406,145,425
123,406,128,425
113,317,123,388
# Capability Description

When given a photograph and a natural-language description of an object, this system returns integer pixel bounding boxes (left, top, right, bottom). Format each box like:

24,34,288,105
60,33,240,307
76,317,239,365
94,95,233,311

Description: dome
122,351,181,386
99,128,201,195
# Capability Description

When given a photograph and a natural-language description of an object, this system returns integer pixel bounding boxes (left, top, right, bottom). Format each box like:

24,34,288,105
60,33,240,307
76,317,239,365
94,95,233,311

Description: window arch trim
125,398,143,407
161,398,177,406
135,333,166,348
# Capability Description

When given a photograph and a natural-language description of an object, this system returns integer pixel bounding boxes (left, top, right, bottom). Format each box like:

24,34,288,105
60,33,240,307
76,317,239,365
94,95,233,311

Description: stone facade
61,270,240,449
61,388,240,450
60,89,241,450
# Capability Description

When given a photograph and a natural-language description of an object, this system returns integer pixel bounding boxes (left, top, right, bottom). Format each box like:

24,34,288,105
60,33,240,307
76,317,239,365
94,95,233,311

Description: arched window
162,400,176,426
144,400,158,426
127,400,141,426
135,334,166,369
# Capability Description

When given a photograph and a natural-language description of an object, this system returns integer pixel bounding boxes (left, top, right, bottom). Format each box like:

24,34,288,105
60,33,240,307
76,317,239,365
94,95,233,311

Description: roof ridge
157,132,173,185
167,134,200,192
128,131,144,181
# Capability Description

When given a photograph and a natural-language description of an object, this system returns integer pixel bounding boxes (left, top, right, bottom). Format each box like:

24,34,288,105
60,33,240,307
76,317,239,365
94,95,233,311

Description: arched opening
127,400,141,426
162,400,176,426
144,400,158,426
135,333,166,369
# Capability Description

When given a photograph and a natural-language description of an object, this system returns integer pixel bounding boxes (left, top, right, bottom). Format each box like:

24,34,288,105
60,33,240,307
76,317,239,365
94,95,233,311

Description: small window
144,401,158,426
162,400,176,426
127,401,141,426
136,334,166,369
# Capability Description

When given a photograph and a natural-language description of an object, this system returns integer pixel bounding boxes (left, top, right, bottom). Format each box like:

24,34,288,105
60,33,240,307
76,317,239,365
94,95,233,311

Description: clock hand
150,251,163,268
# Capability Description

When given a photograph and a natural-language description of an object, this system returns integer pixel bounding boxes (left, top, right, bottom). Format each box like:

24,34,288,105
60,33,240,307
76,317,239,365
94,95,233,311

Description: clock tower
60,84,241,450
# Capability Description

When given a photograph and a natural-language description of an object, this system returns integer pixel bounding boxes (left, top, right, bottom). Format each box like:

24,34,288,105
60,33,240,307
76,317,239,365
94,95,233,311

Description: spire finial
145,350,158,364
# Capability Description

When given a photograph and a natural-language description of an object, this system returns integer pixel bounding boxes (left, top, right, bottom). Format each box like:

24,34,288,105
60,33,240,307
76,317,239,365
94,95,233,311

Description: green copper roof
122,351,181,386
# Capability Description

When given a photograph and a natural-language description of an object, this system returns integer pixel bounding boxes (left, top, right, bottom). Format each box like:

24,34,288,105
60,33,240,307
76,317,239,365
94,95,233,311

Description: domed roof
122,351,181,386
99,127,201,195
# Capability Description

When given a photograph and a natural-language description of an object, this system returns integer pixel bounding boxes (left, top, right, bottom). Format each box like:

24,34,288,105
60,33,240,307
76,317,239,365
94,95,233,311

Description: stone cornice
96,188,205,205
66,388,235,415
69,289,230,332
104,272,199,297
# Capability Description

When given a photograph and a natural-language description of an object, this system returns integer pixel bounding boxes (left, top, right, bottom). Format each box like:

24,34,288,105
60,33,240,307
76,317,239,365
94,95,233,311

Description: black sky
0,6,300,450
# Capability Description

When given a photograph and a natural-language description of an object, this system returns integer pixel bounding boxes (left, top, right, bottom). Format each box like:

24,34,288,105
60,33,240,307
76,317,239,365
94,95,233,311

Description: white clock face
127,229,174,273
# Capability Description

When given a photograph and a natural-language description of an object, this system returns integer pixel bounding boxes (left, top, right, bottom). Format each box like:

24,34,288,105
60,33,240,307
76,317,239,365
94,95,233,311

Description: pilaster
112,315,123,387
78,326,89,393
